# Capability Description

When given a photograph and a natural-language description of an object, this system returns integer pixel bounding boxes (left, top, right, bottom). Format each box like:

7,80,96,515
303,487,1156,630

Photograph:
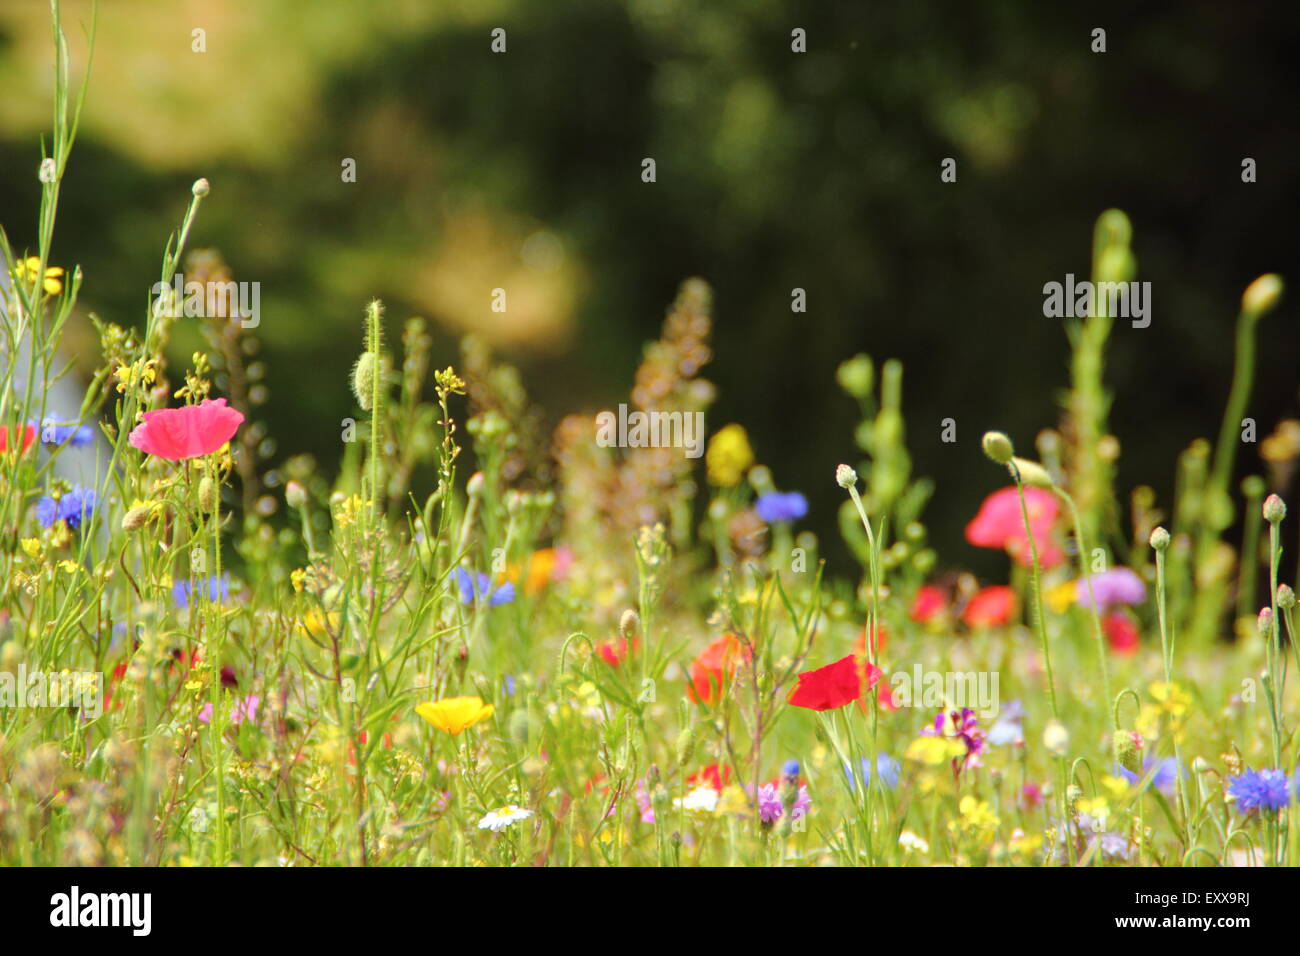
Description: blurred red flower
910,585,946,623
965,486,1063,567
687,633,749,705
789,654,887,712
1103,611,1139,655
963,585,1016,628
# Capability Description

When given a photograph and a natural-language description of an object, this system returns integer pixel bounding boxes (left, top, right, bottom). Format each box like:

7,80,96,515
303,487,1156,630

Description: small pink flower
965,486,1063,568
199,694,260,726
129,398,244,460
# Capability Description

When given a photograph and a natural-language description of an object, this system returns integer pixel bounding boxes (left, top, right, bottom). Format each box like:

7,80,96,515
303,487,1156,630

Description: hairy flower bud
352,352,378,410
981,431,1014,465
1011,457,1054,489
197,476,218,513
1149,526,1171,552
835,463,858,489
1262,493,1286,524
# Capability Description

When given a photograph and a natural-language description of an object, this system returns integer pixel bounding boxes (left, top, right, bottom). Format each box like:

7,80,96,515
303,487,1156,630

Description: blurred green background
2,0,1297,574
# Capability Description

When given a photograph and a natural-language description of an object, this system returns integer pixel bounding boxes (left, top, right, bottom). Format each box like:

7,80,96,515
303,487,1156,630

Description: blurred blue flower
35,485,97,530
755,491,808,524
1117,755,1182,795
173,574,231,609
454,567,515,606
845,753,900,791
41,417,93,447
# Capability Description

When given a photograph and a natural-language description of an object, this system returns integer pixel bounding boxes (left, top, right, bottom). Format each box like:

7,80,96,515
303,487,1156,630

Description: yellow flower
296,608,341,640
1046,580,1077,614
290,568,308,593
949,795,999,837
14,256,65,295
1100,775,1130,798
415,696,495,735
1149,681,1191,718
705,424,754,487
1008,828,1042,858
905,735,966,766
1076,795,1110,828
20,538,41,560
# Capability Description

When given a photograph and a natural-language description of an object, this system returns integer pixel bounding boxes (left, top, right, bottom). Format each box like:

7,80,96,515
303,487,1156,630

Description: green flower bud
1112,730,1141,774
835,463,858,489
1242,274,1283,316
1262,493,1286,524
982,431,1014,465
352,351,378,411
1149,526,1171,552
1011,457,1054,489
197,476,218,513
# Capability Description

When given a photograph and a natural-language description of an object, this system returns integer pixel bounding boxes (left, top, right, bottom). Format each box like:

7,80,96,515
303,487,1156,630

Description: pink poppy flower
965,486,1063,568
129,398,244,460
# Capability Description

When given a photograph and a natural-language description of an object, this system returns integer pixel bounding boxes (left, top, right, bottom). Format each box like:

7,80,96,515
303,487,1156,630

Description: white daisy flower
478,805,534,832
898,830,930,854
675,786,720,813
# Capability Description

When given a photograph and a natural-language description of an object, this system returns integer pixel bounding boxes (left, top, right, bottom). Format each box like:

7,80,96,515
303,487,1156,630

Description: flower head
454,567,515,606
963,585,1016,629
706,424,753,487
128,398,244,460
415,696,495,735
1076,567,1146,612
788,654,882,712
173,574,230,609
478,805,533,832
965,486,1063,567
687,633,749,705
1103,611,1140,655
755,491,808,524
40,418,93,448
35,485,97,530
1228,768,1292,814
0,423,37,454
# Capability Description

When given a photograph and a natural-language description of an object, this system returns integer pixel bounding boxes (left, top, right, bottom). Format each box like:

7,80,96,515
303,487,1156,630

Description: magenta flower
1076,567,1146,612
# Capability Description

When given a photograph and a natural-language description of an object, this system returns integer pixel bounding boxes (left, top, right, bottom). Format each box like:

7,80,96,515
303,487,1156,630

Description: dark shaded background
2,0,1298,577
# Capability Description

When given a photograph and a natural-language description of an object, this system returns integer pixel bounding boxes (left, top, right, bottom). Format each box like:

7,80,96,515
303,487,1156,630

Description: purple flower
752,782,810,825
1076,567,1146,612
454,567,515,606
173,574,231,609
35,485,97,530
922,707,987,773
1229,768,1293,813
1117,756,1181,795
755,491,808,524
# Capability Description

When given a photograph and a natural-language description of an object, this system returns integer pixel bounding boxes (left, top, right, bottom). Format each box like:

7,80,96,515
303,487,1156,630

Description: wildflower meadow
2,3,1299,914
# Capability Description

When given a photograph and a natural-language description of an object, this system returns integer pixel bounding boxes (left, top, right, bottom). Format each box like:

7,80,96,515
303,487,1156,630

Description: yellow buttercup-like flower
415,696,495,735
705,424,754,487
14,256,65,296
905,735,966,766
1149,681,1191,718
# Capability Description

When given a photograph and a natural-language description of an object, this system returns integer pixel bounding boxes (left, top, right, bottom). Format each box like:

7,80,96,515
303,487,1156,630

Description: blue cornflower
35,485,97,530
1228,768,1292,813
41,417,93,447
172,574,231,609
781,759,801,782
755,491,808,524
454,567,515,606
1117,756,1182,795
845,753,901,791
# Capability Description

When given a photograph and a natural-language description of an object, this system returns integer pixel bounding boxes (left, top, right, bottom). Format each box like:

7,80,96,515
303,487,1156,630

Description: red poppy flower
788,654,884,712
687,633,749,705
0,423,36,454
910,585,946,623
963,585,1016,628
1103,611,1139,656
597,635,639,667
128,397,245,460
965,486,1063,568
686,763,731,791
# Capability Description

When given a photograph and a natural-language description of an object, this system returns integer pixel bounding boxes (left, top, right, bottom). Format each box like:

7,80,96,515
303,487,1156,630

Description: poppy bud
121,504,153,531
352,352,378,411
981,431,1014,464
619,609,640,641
1149,526,1170,552
197,476,218,513
1011,457,1054,489
1112,730,1141,774
192,178,211,198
